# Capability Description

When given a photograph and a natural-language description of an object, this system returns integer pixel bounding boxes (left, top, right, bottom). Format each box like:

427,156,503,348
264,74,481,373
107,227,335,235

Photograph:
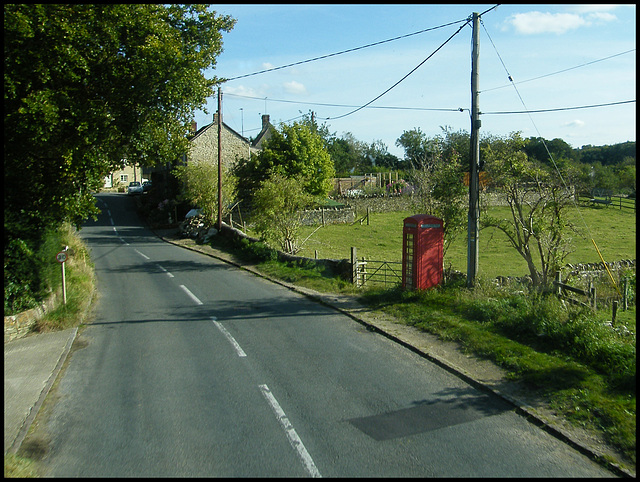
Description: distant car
127,181,143,195
142,181,152,193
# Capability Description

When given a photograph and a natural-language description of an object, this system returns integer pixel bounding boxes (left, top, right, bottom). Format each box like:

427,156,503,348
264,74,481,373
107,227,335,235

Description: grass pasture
297,204,636,280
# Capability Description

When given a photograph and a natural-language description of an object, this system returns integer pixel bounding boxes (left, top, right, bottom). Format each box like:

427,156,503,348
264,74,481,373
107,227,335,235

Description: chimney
261,114,270,129
212,112,218,124
190,121,197,134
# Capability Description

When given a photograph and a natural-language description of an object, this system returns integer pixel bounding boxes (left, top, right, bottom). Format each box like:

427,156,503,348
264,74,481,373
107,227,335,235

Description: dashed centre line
156,264,174,278
180,285,203,305
259,384,322,478
211,317,247,357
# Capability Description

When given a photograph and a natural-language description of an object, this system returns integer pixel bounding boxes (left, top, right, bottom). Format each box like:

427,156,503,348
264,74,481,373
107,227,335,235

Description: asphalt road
34,193,614,477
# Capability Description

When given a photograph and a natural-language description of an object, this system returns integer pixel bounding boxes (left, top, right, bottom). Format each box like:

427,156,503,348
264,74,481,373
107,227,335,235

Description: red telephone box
402,214,443,290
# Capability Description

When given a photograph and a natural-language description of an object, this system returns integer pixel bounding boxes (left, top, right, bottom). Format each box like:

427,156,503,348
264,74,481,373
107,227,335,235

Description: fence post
623,277,628,310
589,282,596,310
612,300,618,325
351,247,358,286
554,271,562,297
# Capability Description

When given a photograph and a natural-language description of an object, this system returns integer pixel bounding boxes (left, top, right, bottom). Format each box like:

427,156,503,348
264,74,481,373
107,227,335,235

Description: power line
318,18,472,121
482,99,635,115
222,18,470,82
480,49,636,93
224,92,466,113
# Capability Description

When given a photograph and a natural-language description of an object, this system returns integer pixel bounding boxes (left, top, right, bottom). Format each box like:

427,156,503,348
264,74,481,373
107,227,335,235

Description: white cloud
564,119,586,128
567,5,618,14
587,12,617,22
283,80,307,95
223,84,268,98
261,62,275,70
507,11,589,35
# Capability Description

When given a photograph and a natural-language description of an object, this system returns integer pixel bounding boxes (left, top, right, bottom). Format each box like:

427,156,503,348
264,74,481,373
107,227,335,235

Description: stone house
103,114,276,191
187,113,275,168
103,164,148,191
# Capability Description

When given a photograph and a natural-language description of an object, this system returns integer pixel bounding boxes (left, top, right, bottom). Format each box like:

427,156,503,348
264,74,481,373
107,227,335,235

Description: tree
482,132,579,290
234,120,335,202
403,136,467,259
395,128,441,171
252,172,314,254
4,4,234,309
174,161,237,227
4,4,235,237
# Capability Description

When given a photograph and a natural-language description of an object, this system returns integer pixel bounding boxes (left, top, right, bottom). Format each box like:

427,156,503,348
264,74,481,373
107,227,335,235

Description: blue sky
195,4,636,158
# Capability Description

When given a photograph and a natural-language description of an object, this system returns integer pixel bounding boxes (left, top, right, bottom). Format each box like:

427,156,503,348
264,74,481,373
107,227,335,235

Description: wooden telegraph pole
467,12,481,288
217,87,223,231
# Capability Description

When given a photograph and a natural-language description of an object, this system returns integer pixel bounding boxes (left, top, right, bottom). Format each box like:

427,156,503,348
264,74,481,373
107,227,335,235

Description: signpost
56,248,68,305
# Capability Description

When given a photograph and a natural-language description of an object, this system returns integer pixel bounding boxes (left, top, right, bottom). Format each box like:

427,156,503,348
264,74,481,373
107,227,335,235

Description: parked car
127,181,143,195
142,181,152,193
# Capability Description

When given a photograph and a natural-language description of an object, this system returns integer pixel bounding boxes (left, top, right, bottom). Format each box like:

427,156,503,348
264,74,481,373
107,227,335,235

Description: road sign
56,251,68,263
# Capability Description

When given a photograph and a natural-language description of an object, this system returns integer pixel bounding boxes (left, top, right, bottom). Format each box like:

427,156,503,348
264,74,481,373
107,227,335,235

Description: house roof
189,116,250,145
251,114,276,149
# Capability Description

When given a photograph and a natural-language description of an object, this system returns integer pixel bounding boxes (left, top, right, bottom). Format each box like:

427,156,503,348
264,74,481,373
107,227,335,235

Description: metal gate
355,258,403,287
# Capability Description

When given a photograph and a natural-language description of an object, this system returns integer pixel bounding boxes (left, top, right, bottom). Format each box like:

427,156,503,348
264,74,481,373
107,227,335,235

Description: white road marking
180,285,203,305
134,249,150,260
156,264,174,278
259,384,322,478
211,317,247,357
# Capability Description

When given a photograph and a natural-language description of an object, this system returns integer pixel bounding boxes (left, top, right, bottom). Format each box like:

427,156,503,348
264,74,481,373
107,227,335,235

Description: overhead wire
482,99,635,115
317,17,473,121
479,17,623,296
221,18,471,82
480,49,636,93
225,92,466,113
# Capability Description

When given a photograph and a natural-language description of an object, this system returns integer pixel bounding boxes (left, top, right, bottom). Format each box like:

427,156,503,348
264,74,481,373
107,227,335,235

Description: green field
297,205,636,280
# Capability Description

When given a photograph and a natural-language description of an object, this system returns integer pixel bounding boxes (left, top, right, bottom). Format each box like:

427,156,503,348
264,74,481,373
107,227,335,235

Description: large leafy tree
4,4,235,237
4,4,234,310
234,120,335,202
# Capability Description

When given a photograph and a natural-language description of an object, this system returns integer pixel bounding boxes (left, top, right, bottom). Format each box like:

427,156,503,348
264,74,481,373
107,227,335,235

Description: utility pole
217,87,223,231
467,12,481,288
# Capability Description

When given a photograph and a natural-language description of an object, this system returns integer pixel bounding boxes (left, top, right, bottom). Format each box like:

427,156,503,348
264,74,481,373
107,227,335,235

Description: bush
236,237,277,262
4,237,44,314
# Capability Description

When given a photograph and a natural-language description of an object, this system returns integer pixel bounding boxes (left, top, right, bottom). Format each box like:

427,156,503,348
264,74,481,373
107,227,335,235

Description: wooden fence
577,193,635,211
554,271,634,323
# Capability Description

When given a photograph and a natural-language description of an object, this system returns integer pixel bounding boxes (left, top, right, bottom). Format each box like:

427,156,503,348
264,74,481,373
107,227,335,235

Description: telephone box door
402,215,443,290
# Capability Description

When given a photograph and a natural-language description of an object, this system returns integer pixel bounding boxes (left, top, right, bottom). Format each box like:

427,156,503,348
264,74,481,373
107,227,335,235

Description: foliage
482,132,580,290
4,4,234,308
252,172,316,254
174,161,237,227
577,141,636,166
234,119,335,203
397,127,468,258
4,238,44,314
5,4,233,310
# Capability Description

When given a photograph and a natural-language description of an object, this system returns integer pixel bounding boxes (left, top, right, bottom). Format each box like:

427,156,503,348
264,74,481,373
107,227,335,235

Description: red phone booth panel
402,214,443,290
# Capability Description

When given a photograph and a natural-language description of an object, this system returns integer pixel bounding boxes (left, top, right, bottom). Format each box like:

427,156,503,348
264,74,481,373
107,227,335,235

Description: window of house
120,174,128,182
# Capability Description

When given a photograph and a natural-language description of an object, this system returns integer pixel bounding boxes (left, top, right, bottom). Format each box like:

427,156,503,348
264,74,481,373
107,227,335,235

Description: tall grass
32,223,95,332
